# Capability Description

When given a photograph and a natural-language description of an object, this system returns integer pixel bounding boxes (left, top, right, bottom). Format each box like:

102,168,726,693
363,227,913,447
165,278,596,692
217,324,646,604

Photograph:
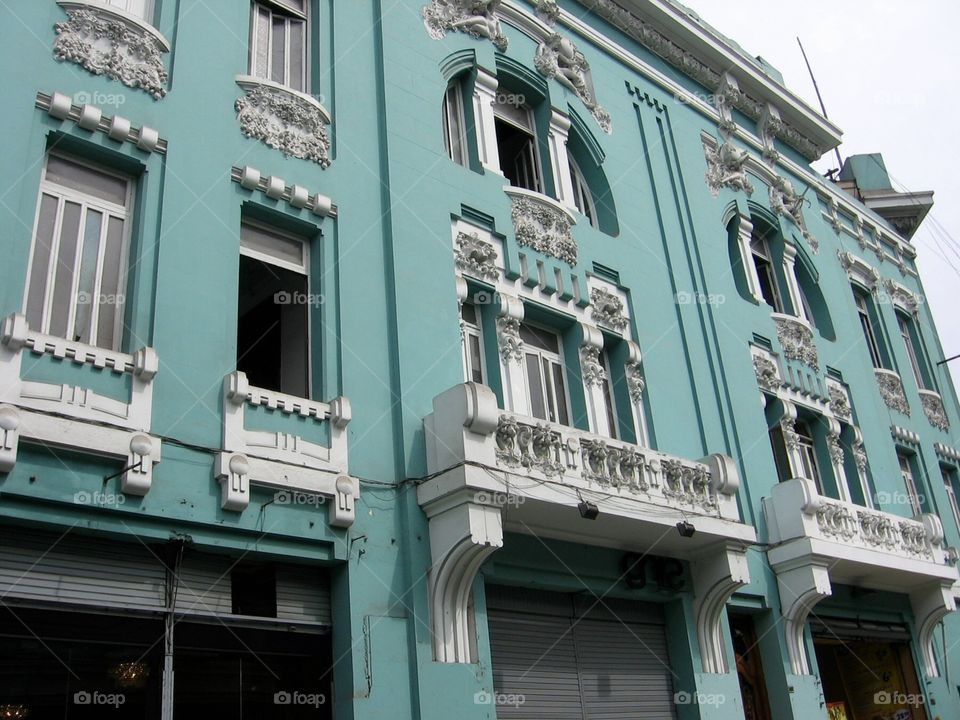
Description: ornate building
0,1,957,718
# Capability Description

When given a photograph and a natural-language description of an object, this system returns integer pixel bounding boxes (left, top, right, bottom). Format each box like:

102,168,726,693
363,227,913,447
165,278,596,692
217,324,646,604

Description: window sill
58,0,171,52
235,75,331,124
502,186,578,226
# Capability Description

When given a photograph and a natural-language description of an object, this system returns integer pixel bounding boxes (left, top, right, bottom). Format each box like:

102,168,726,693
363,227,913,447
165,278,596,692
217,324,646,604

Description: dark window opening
494,99,542,193
231,563,278,618
237,254,309,398
750,233,782,311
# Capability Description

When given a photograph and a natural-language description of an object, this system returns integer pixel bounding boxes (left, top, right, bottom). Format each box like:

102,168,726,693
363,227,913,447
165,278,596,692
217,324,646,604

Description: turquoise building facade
0,1,958,719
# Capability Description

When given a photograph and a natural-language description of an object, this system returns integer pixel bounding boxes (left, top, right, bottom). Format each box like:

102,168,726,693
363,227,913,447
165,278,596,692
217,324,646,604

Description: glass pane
255,8,270,78
468,334,483,384
542,357,557,422
460,302,477,326
25,193,59,330
48,201,82,338
72,209,103,344
288,20,305,92
602,376,617,438
97,216,125,350
45,155,127,205
552,361,568,426
271,16,287,85
240,223,305,270
525,353,546,420
518,324,559,353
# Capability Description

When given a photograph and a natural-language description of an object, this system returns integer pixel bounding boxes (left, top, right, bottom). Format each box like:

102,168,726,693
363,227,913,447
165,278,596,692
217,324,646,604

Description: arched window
442,79,469,167
568,158,596,227
749,230,783,312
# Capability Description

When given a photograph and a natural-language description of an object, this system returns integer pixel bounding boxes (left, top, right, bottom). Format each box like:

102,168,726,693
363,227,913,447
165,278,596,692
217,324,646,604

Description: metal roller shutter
487,586,677,720
0,527,165,613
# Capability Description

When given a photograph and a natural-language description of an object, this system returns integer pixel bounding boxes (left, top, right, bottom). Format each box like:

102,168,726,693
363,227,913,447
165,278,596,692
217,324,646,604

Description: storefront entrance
812,617,927,720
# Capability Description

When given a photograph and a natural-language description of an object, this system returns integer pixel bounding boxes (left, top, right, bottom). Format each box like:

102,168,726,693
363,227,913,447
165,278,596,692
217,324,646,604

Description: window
898,452,923,516
569,158,597,227
795,420,823,494
897,313,930,389
442,81,468,166
598,349,617,438
105,0,153,21
520,324,568,425
943,466,960,532
237,222,310,398
494,97,542,193
854,289,886,369
24,154,132,351
460,302,485,384
249,0,307,92
750,232,782,311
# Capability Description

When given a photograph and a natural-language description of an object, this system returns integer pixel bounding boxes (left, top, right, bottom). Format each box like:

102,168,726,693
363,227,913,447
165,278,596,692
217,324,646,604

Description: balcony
771,312,818,370
214,371,356,527
764,478,958,676
919,388,949,431
419,383,756,671
0,313,159,494
875,367,910,415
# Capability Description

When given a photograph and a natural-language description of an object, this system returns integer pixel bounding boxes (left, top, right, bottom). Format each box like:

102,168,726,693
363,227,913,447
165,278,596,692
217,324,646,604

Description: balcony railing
764,477,957,677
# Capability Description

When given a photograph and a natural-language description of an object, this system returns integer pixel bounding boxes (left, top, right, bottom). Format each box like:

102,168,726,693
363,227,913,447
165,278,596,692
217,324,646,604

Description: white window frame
750,234,783,312
106,0,154,22
855,290,885,369
568,158,597,228
249,0,309,93
795,421,822,494
460,302,485,385
897,313,927,389
898,452,923,517
493,100,544,194
238,220,313,396
23,154,134,351
944,469,960,532
443,81,469,167
520,324,570,426
598,350,618,439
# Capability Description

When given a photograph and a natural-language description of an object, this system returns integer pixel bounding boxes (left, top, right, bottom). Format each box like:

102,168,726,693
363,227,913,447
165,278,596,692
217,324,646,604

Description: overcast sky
691,1,960,390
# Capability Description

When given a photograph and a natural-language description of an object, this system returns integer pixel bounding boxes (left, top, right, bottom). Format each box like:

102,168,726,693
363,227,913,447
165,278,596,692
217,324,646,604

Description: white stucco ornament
535,33,611,133
421,0,508,51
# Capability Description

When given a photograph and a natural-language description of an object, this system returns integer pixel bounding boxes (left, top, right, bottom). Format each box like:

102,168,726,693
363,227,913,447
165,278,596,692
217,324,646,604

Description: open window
494,97,542,193
105,0,154,21
750,231,783,312
568,158,597,228
519,323,568,425
793,419,823,494
597,348,617,439
236,221,310,398
249,0,308,92
24,153,133,351
460,301,485,384
896,311,934,390
852,287,889,370
442,80,469,167
897,451,925,516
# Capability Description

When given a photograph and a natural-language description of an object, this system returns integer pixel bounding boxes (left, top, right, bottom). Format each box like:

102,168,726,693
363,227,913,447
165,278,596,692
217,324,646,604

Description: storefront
486,585,677,719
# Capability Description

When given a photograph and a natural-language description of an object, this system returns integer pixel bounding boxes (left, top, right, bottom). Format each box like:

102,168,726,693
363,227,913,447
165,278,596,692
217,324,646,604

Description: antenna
797,37,844,173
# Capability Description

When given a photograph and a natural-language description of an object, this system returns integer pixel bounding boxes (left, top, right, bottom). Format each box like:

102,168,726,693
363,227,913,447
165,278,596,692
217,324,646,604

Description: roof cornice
573,0,843,161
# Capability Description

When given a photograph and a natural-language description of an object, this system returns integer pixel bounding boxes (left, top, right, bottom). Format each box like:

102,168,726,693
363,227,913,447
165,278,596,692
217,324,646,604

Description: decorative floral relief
816,503,858,541
496,316,523,364
235,85,331,167
704,141,754,197
875,370,910,416
54,7,168,99
921,392,950,432
827,433,844,467
769,175,818,253
534,0,561,24
510,195,577,265
752,355,780,392
774,316,819,369
454,232,499,281
828,385,852,421
625,362,645,404
857,511,899,550
534,33,611,133
495,416,564,477
589,287,628,332
421,0,507,51
662,458,716,510
900,521,930,556
781,417,800,451
852,440,868,472
579,345,606,387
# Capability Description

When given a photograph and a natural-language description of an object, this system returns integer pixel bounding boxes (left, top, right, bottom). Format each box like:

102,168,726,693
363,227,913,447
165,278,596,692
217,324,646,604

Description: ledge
59,0,171,51
235,75,331,124
503,186,578,224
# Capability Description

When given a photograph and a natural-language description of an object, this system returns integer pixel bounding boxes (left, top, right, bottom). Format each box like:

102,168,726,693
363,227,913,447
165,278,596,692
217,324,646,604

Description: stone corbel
495,294,527,414
777,400,805,480
330,475,356,528
578,323,609,436
781,243,805,321
692,543,751,673
425,491,504,663
216,451,250,512
0,404,21,473
623,340,648,445
911,582,956,677
120,433,158,495
776,560,833,675
823,416,850,503
838,251,880,291
759,103,783,164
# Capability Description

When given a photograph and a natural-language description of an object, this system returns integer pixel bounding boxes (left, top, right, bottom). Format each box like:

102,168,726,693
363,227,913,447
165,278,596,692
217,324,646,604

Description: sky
689,1,960,389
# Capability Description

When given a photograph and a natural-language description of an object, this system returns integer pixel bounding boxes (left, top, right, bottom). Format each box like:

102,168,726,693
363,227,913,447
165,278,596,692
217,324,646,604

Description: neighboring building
0,1,958,719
